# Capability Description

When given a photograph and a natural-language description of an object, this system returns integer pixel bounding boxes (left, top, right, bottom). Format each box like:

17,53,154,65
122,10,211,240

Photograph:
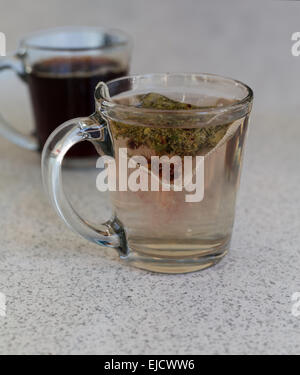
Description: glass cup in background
0,27,132,160
42,73,253,273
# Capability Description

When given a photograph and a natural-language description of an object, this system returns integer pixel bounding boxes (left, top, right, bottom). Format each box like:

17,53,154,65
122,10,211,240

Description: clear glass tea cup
42,73,253,273
0,26,132,160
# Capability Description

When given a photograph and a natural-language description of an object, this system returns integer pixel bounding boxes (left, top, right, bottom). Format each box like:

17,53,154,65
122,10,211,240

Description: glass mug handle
41,115,128,256
0,52,38,150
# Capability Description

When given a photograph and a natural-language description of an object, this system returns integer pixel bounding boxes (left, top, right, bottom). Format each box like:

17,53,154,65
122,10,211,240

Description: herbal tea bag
109,92,238,194
111,92,232,158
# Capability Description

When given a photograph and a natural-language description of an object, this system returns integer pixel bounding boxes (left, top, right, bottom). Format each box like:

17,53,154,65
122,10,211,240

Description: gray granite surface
0,0,300,354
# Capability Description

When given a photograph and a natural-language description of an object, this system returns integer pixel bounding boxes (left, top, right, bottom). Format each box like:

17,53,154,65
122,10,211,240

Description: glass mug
0,27,132,159
42,73,253,273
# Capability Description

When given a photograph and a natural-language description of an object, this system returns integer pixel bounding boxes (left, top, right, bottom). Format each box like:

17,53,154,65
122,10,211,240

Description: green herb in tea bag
111,92,231,156
137,93,198,110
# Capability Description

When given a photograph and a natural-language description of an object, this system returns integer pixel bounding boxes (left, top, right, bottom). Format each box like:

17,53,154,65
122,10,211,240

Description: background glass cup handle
0,52,38,150
41,115,129,256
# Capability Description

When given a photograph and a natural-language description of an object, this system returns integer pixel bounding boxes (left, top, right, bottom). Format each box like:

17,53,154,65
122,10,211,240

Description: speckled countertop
0,0,300,355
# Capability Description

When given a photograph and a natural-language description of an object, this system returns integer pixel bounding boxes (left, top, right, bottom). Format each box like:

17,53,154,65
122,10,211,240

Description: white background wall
1,0,300,115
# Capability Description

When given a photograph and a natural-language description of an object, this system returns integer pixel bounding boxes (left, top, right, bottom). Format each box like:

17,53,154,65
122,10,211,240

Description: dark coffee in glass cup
0,27,132,160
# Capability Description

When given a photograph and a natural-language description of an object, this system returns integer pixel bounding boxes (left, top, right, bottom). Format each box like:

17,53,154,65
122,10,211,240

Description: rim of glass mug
95,73,253,127
19,26,133,52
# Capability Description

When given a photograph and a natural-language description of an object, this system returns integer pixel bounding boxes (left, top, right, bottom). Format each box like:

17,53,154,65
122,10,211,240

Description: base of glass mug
120,239,230,274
